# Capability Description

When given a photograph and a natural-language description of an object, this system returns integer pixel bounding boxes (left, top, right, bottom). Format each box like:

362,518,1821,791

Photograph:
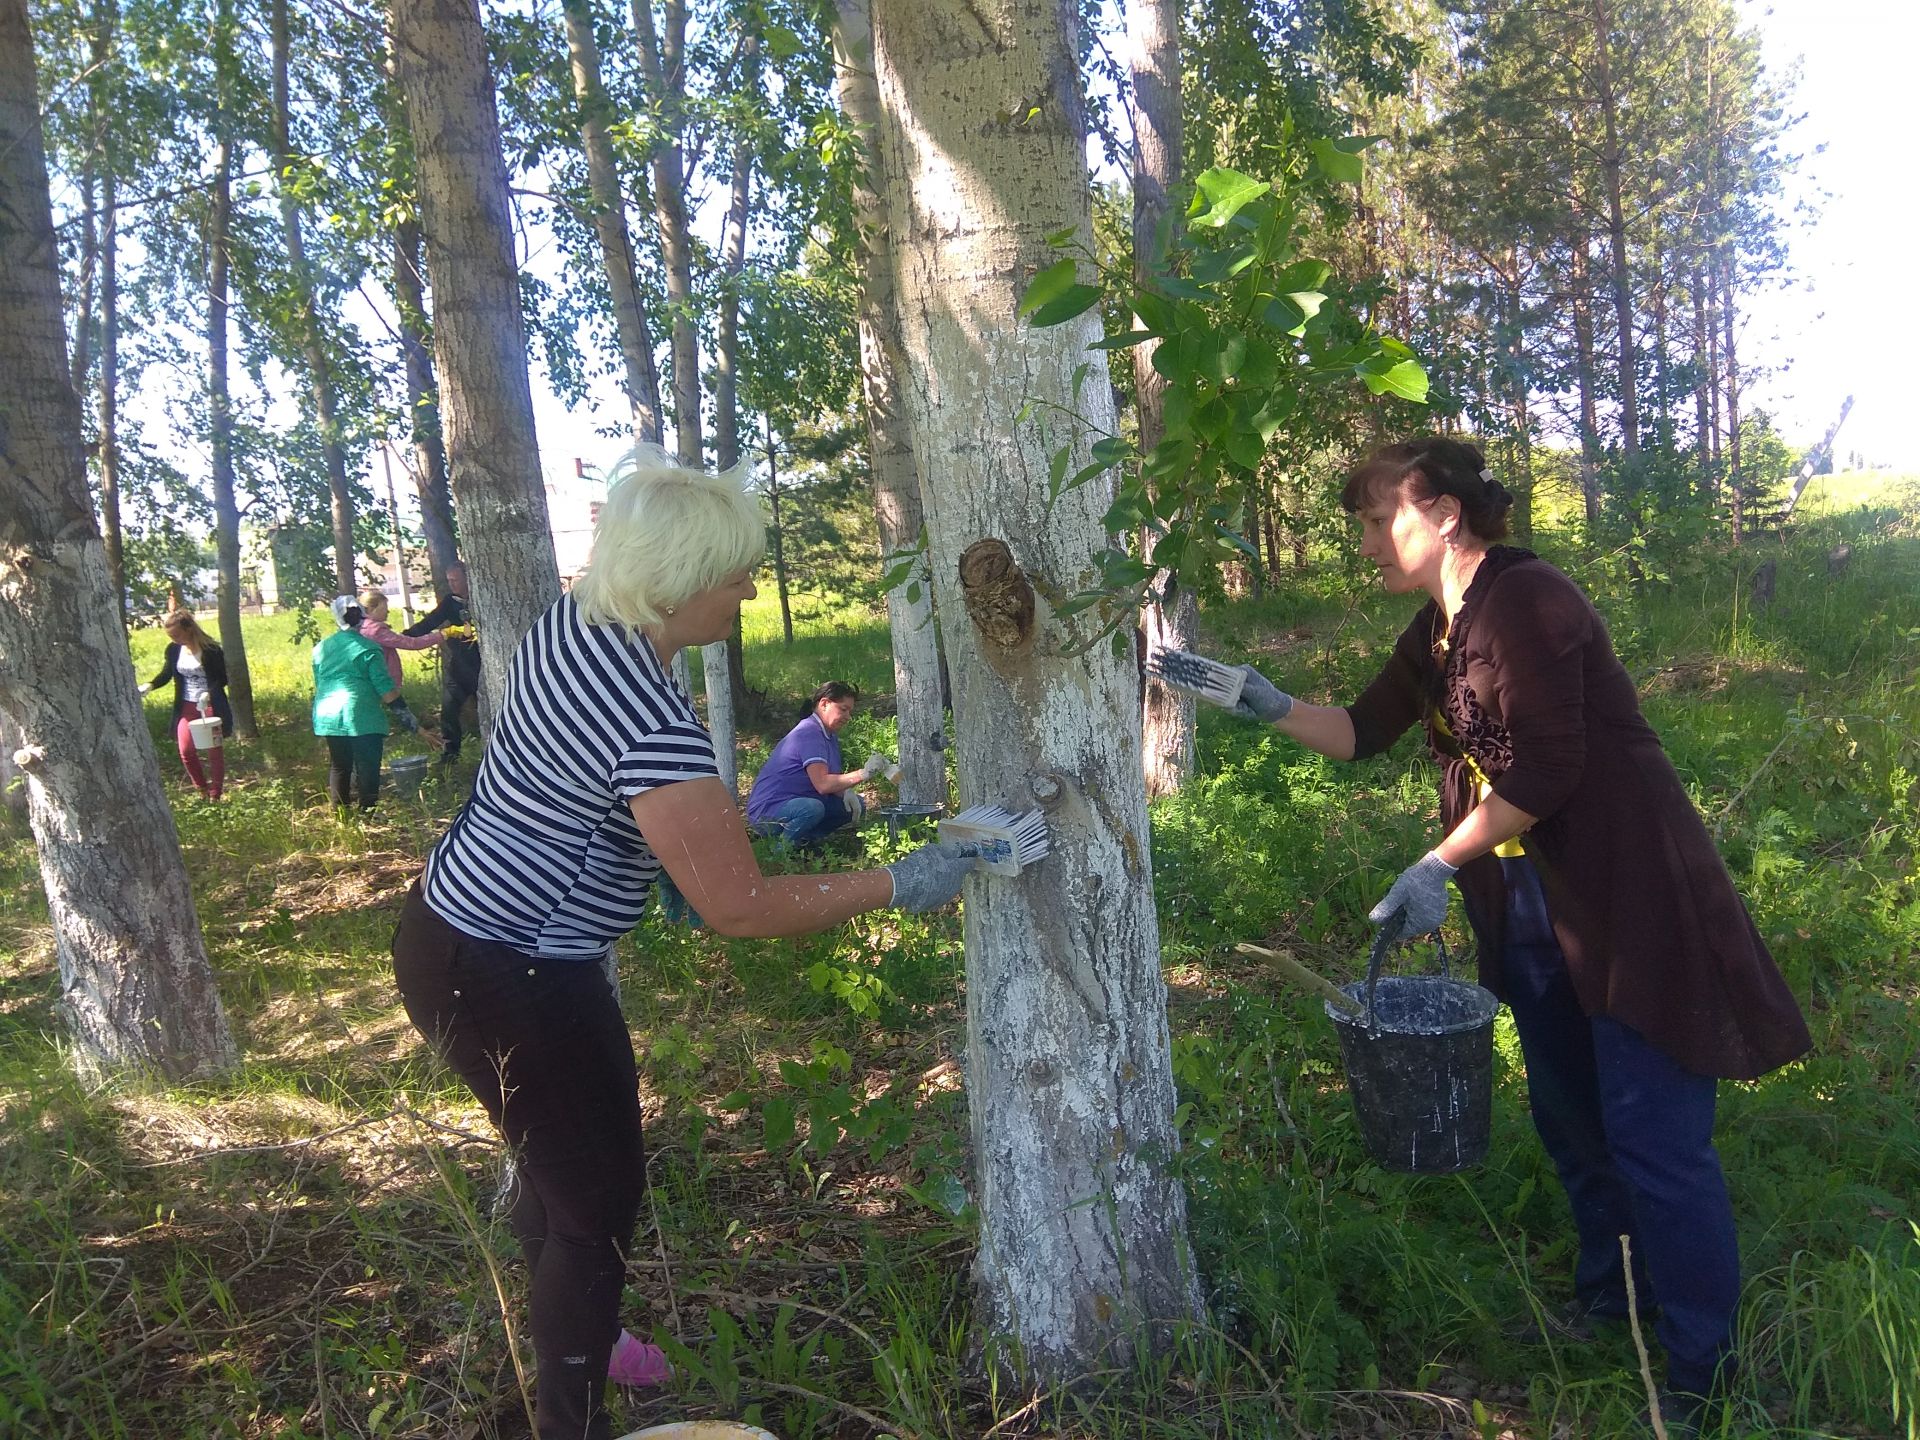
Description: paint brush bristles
1146,647,1246,709
939,804,1052,876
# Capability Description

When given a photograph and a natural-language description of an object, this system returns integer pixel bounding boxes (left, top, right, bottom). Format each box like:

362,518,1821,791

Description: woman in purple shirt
744,681,891,846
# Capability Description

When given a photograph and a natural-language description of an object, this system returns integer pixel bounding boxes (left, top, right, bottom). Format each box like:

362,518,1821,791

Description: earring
663,606,676,616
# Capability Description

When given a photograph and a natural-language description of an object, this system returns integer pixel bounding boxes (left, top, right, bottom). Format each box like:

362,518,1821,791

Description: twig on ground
758,1378,902,1436
1624,1233,1666,1439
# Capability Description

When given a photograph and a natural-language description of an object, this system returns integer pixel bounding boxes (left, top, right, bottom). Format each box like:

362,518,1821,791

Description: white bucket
186,716,223,751
619,1425,779,1440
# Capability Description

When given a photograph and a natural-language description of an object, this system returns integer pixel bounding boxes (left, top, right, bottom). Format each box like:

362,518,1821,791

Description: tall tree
391,0,562,713
91,0,125,621
0,0,237,1078
830,0,945,809
870,0,1200,1377
1129,0,1196,799
392,215,459,596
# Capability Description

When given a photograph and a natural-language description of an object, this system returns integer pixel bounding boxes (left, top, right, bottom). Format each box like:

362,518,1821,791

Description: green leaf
762,1096,795,1151
1191,243,1259,285
1091,435,1131,466
1274,258,1332,292
763,23,802,58
1131,291,1180,335
1086,329,1159,351
1048,445,1071,499
1028,284,1104,327
1197,330,1249,383
1226,428,1267,471
1308,137,1370,185
1187,167,1271,229
1019,259,1078,317
1361,358,1431,402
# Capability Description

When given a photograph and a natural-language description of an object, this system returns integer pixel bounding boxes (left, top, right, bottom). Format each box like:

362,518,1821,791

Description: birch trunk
0,0,237,1078
870,0,1200,1378
392,0,562,718
207,36,257,738
830,0,944,809
631,0,735,788
1129,0,1195,800
272,0,357,594
560,0,664,444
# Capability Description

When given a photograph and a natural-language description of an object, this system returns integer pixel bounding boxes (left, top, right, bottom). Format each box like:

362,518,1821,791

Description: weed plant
1,485,1915,1438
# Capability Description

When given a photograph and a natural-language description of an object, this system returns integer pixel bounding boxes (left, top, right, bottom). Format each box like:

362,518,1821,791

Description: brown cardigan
1346,547,1811,1080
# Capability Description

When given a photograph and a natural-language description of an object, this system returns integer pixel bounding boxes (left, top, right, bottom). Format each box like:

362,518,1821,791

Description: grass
2,475,1917,1438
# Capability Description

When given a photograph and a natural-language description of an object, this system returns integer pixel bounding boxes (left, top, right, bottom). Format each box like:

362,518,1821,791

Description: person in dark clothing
1154,436,1811,1428
404,560,480,765
138,609,234,800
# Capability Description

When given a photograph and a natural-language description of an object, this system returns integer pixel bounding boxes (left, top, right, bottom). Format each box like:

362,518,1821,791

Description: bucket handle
1363,908,1454,1033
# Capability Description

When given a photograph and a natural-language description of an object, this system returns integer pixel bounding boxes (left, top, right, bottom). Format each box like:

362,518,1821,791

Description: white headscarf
329,596,359,629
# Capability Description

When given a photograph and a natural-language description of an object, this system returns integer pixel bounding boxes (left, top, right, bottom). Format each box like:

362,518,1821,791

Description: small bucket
386,754,431,800
1325,913,1499,1174
186,716,223,751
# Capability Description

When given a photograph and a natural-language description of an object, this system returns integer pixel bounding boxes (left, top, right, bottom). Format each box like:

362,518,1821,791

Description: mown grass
1,476,1916,1439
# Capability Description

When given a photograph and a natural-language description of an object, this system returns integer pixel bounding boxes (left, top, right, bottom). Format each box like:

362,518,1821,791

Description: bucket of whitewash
1325,913,1498,1174
186,716,223,751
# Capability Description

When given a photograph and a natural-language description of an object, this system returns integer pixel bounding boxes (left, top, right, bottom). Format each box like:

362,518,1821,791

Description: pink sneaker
607,1328,673,1388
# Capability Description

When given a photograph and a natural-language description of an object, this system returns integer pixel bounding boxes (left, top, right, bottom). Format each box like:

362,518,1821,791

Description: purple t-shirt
746,713,841,822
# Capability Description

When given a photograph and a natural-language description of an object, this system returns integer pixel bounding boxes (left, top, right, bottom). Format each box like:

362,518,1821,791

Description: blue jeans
760,794,851,848
1490,856,1740,1398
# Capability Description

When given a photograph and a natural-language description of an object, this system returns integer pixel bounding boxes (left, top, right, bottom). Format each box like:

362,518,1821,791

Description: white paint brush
939,804,1052,876
1146,647,1246,709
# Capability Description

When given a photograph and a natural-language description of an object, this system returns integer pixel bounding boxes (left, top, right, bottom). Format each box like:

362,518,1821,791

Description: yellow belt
1434,709,1525,858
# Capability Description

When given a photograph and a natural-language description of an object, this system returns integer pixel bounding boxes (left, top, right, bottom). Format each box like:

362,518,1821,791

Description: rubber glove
1233,665,1295,724
884,840,975,913
1368,851,1458,936
388,698,420,733
656,872,704,929
844,789,867,825
862,752,889,780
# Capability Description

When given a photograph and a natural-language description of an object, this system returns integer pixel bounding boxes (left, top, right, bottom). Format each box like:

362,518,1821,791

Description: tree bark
0,0,237,1079
870,0,1201,1379
1690,265,1714,493
1129,0,1194,800
1502,274,1534,544
631,0,736,788
1569,234,1602,528
765,416,795,646
1589,0,1639,458
208,8,257,737
831,0,944,808
95,0,124,622
391,0,562,719
273,0,357,595
1721,247,1742,541
391,217,459,597
560,0,664,444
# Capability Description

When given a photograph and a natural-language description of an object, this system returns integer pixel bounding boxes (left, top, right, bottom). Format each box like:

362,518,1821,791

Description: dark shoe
1504,1297,1633,1345
1636,1388,1710,1439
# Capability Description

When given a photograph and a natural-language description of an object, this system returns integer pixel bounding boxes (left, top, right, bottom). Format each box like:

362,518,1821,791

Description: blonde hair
573,443,766,630
356,588,389,617
162,609,212,649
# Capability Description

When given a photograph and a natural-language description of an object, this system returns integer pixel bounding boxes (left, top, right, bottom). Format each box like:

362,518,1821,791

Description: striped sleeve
614,719,719,798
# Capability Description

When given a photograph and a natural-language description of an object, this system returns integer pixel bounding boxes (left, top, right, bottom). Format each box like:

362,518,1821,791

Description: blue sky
1738,0,1916,469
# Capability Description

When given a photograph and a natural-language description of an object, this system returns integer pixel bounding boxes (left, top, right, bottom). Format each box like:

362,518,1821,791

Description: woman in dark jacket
1156,436,1810,1422
138,609,234,801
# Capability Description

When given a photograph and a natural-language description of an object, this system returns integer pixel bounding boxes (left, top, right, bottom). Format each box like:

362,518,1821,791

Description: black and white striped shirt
421,594,717,958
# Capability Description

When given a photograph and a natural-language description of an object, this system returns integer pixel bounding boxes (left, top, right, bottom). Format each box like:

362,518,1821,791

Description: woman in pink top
357,588,446,687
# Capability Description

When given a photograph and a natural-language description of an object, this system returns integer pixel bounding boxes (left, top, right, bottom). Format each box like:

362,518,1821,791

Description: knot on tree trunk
958,538,1034,650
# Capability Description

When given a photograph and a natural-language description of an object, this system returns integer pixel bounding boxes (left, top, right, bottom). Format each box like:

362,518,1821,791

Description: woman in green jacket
314,596,417,810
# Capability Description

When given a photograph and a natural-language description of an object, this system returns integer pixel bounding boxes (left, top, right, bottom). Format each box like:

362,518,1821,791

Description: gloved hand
442,624,475,643
1234,665,1295,724
844,789,867,825
656,872,705,929
1368,850,1458,936
862,753,889,780
884,840,975,913
388,698,420,733
137,682,152,696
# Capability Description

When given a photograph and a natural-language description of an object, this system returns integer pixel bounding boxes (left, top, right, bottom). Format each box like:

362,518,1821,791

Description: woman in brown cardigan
1157,436,1810,1421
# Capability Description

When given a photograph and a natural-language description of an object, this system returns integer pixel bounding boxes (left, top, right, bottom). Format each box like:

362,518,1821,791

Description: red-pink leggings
175,702,225,799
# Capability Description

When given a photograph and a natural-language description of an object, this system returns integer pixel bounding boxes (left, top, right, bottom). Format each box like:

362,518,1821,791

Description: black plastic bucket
1323,915,1499,1174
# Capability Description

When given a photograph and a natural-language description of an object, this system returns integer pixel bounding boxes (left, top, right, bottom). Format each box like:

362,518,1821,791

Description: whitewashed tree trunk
1129,0,1196,798
631,0,737,790
832,0,947,810
0,0,237,1078
392,0,561,720
870,0,1201,1378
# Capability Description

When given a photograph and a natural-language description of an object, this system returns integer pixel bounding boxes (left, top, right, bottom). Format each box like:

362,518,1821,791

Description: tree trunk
1721,248,1742,541
1569,235,1602,528
1129,0,1194,801
1502,275,1534,544
1650,246,1671,446
392,217,460,597
391,0,562,721
870,0,1201,1379
208,13,257,738
831,0,945,809
0,0,237,1079
1690,266,1713,494
1589,0,1638,458
632,0,736,788
560,0,664,444
765,417,795,646
273,0,357,595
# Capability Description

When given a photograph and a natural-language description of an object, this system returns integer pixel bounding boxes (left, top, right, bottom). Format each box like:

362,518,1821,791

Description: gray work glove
861,752,889,780
1368,850,1458,936
884,840,975,913
388,698,419,733
1234,665,1295,724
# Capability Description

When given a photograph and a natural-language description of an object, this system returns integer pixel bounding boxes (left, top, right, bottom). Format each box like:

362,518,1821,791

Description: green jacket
312,629,393,737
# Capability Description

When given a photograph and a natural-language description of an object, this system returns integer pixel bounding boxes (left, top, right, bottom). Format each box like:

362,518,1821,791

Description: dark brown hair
805,680,859,718
1340,436,1513,543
